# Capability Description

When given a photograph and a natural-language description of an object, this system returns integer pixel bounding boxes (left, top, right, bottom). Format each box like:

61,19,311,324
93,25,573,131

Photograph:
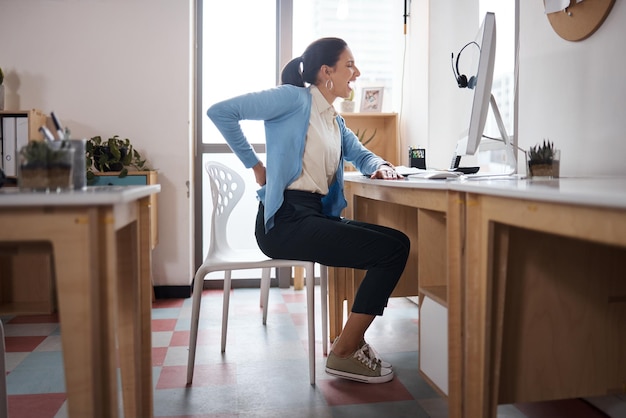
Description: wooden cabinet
341,113,400,166
91,171,159,249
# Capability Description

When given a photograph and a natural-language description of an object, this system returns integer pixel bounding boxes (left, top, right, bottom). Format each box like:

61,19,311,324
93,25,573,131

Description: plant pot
0,85,5,110
19,165,48,190
19,144,75,191
527,149,560,178
93,145,127,172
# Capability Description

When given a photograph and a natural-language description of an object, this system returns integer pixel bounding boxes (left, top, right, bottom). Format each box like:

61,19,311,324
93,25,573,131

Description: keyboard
395,166,461,180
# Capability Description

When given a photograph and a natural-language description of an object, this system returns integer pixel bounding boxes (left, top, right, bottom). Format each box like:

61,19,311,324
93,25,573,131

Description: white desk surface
344,172,626,210
0,185,161,207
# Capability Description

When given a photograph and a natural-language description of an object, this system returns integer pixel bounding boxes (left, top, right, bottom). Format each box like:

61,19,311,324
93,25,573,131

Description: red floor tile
152,318,178,331
281,293,306,303
515,398,610,418
169,330,216,347
157,364,237,389
8,393,66,418
290,312,307,326
4,336,47,352
152,298,185,308
318,376,414,406
7,313,59,324
152,346,168,366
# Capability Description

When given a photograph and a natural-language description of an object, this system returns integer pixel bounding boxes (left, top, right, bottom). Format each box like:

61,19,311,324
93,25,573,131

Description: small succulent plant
528,139,556,164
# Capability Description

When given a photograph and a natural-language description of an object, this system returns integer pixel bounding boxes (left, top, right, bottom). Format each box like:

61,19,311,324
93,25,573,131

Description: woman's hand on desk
370,163,405,180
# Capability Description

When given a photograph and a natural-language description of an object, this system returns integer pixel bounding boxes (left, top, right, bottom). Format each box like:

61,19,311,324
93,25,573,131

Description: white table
0,185,160,418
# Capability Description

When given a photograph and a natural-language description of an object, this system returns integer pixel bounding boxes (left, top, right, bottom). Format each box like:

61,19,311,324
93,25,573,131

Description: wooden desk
330,175,450,341
454,177,626,418
337,175,626,418
0,185,160,418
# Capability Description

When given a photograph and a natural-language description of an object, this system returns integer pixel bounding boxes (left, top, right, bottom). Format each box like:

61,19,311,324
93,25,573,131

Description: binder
16,116,29,158
2,117,16,176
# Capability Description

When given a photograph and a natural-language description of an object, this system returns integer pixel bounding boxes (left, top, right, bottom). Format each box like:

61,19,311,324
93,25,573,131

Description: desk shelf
0,242,55,315
420,285,447,306
341,113,399,167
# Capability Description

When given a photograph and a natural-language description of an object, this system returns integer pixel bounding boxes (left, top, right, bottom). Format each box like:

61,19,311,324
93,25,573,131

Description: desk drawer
89,175,148,186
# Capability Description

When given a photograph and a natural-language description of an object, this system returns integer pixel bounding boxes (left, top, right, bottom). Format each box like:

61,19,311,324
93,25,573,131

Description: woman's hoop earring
325,79,334,90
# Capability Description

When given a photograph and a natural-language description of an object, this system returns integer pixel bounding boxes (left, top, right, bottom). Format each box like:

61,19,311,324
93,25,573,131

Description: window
293,0,405,112
201,0,276,146
197,0,403,271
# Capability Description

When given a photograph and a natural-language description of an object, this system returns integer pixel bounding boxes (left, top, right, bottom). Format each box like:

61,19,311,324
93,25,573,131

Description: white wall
518,1,625,176
2,0,623,290
407,0,626,176
0,0,194,287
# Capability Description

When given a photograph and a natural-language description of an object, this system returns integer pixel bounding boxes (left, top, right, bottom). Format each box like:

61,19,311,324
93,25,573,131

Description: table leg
52,210,118,417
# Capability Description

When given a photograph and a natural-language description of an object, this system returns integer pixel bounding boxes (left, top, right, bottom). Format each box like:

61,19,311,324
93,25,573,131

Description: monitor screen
457,12,496,156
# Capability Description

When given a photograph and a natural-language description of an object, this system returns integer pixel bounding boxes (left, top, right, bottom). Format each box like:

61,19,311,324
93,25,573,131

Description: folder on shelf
2,117,16,176
16,116,29,158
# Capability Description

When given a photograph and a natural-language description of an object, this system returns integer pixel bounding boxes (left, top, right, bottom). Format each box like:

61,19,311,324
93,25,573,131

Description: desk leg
447,191,464,418
464,195,492,418
52,210,118,417
117,198,154,417
463,198,510,418
139,197,155,416
116,220,142,417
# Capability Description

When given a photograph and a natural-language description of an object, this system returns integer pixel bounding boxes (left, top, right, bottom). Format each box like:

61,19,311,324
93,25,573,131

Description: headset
451,41,480,89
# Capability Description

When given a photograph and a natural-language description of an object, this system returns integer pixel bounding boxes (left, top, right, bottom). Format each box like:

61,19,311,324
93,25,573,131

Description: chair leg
305,262,316,385
221,270,232,353
187,269,208,384
261,268,271,325
320,264,329,356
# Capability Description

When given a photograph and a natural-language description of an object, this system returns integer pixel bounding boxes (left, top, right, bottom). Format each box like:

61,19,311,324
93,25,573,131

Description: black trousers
255,190,410,316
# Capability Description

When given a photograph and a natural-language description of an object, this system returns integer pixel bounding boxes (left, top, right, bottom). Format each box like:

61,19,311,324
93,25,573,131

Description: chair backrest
205,161,246,256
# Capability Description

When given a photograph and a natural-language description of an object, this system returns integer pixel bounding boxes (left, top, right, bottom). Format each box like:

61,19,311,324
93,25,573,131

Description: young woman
207,37,409,384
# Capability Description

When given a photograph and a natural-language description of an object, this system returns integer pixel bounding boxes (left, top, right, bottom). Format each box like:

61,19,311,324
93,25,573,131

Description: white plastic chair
187,161,328,385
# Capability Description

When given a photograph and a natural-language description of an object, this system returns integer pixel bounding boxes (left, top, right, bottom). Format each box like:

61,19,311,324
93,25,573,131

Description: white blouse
288,85,341,195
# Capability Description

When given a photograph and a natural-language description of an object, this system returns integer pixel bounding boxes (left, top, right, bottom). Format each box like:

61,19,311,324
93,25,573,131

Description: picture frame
360,87,384,112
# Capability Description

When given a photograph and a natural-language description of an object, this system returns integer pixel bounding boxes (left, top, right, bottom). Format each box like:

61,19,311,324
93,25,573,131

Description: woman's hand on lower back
253,161,266,186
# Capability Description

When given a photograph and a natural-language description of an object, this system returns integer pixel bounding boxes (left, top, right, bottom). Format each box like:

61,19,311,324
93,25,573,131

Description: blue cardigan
207,84,386,231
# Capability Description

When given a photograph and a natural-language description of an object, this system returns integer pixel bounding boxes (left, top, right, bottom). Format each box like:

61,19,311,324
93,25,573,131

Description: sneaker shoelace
354,347,378,371
360,342,383,366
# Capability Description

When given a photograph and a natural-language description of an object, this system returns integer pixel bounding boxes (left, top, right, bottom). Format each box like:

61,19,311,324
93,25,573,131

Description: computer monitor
451,12,515,174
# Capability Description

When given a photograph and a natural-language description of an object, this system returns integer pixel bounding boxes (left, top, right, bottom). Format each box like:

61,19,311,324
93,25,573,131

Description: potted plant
18,140,74,190
86,135,150,184
355,128,377,147
527,139,560,178
340,89,356,113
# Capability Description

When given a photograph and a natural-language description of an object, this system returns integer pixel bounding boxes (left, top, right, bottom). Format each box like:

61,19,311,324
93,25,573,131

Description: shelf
0,302,56,316
341,113,399,166
420,285,447,306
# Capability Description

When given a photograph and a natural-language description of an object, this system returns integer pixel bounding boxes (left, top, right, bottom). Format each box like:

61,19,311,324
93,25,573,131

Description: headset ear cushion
467,75,476,89
457,74,468,88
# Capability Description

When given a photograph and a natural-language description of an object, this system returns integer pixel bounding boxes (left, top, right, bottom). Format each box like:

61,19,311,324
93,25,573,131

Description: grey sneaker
325,347,394,384
360,340,392,369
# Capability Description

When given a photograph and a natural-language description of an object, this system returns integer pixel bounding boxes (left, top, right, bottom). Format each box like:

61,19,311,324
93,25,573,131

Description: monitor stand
450,94,517,175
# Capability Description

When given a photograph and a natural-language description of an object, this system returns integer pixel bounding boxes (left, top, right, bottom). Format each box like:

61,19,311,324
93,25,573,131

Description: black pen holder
409,147,426,169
